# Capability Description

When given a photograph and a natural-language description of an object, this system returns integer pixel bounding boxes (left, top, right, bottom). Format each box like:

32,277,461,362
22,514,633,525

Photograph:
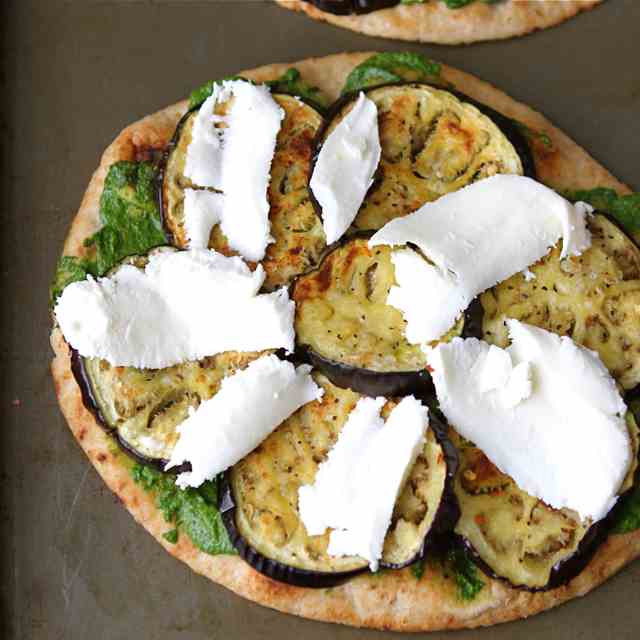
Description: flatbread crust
276,0,602,44
50,52,640,631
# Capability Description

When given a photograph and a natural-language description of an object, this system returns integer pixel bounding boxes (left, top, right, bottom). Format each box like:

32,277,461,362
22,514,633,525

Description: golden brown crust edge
51,51,639,631
276,0,602,45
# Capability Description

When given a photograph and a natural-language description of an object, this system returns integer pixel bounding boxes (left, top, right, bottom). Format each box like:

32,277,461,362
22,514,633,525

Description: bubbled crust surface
51,51,640,631
276,1,602,45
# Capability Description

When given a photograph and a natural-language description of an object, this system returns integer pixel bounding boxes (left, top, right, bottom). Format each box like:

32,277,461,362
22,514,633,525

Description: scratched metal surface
2,0,640,638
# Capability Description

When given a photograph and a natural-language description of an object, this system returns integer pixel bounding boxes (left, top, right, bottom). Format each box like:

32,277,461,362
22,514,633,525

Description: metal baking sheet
3,0,639,638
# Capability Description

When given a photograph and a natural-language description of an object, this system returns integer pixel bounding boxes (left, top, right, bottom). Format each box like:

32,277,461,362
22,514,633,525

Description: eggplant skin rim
218,407,460,588
307,80,537,231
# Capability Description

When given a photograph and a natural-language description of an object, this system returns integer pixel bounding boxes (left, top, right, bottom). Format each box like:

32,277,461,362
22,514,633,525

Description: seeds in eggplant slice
312,83,531,233
221,374,458,587
161,93,326,291
69,249,269,466
482,214,640,390
451,414,639,590
292,234,470,397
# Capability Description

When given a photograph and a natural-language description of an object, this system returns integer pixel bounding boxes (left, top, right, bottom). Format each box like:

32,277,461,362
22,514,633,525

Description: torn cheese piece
369,175,593,344
183,189,224,248
310,92,381,244
55,249,294,369
298,395,428,571
184,80,284,261
428,320,631,522
166,355,323,488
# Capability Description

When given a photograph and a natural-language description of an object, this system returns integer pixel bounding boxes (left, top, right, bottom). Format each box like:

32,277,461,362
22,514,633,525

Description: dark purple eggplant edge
303,0,399,16
218,406,460,584
69,348,190,474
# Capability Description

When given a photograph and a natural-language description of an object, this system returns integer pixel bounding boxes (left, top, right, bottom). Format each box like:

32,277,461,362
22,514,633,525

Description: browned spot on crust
78,428,87,441
96,452,107,462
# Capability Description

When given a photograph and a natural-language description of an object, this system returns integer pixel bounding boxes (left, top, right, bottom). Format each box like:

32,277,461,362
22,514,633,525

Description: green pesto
564,188,640,234
341,52,442,96
162,528,179,544
447,548,484,601
410,560,425,580
49,255,98,305
188,69,328,113
265,68,328,111
612,485,640,534
86,161,166,276
512,120,553,149
188,75,247,110
131,463,236,556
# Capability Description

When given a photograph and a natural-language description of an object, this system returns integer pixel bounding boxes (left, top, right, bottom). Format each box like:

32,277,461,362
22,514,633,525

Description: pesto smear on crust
51,57,640,602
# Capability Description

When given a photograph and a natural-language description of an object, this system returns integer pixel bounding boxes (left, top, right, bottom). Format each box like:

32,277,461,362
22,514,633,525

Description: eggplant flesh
452,414,639,590
68,249,267,466
312,83,532,233
292,235,473,397
161,93,326,291
221,374,458,586
482,214,640,391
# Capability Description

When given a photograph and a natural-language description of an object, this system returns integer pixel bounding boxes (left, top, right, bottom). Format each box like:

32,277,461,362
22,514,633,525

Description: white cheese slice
310,92,381,244
184,80,284,261
55,249,295,369
298,395,428,571
183,189,224,248
166,355,323,488
369,175,593,344
427,320,631,521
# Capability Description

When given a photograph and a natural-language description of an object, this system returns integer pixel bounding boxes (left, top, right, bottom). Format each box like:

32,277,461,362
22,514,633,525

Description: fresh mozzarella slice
298,395,428,571
183,189,224,248
428,320,631,521
165,355,323,488
369,175,592,344
184,80,284,261
310,92,381,244
55,249,295,369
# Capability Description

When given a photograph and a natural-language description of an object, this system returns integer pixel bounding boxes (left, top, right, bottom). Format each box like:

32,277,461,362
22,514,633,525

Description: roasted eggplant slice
74,350,262,466
220,374,458,587
451,414,639,590
482,214,640,390
69,249,267,466
312,83,532,232
291,234,478,397
161,93,326,290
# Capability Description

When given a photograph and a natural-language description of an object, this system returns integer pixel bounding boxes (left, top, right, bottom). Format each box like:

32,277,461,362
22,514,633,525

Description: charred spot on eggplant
311,83,531,232
220,374,458,587
291,235,473,396
161,93,326,290
68,249,268,466
482,214,640,390
451,413,639,590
